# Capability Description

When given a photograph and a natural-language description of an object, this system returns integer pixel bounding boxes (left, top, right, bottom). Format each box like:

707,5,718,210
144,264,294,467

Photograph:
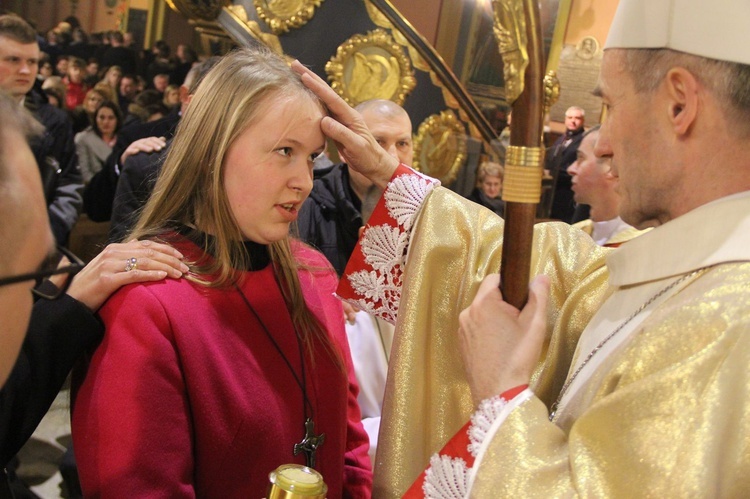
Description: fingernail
180,263,189,273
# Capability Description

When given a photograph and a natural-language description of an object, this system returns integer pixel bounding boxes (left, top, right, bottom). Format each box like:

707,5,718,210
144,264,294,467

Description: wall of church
4,0,127,37
564,0,619,48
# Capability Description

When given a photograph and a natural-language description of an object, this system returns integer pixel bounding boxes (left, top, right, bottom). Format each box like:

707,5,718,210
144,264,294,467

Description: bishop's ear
664,67,699,135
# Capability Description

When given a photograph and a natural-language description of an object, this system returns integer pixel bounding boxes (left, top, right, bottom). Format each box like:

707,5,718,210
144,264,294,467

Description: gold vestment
373,187,610,497
468,192,750,496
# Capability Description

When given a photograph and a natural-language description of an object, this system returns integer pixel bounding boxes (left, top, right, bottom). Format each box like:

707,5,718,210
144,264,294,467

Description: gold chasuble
337,166,610,496
378,190,610,495
471,192,750,497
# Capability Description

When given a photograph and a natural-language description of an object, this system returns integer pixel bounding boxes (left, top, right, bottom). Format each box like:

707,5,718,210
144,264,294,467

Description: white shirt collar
607,191,750,287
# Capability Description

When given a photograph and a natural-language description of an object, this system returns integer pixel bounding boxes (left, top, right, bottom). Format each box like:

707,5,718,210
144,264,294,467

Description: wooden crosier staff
492,0,548,308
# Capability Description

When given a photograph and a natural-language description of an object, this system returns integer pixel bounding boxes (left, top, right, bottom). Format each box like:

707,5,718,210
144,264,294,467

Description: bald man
546,105,585,222
298,99,413,275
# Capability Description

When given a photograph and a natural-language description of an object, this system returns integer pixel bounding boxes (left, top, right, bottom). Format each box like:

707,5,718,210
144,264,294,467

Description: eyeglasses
0,245,84,300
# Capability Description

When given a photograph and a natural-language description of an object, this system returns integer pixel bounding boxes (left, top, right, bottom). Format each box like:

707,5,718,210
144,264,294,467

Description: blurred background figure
162,83,180,108
545,105,586,222
467,160,504,216
75,100,121,183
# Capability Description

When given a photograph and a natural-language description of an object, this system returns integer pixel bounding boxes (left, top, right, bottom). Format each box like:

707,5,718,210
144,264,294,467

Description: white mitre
604,0,750,65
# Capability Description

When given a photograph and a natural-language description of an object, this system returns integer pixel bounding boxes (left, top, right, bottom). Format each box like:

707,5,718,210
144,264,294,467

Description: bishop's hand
458,274,550,406
291,60,399,190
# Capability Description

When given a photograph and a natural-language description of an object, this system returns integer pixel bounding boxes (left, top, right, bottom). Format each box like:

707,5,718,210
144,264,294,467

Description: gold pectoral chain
548,265,715,421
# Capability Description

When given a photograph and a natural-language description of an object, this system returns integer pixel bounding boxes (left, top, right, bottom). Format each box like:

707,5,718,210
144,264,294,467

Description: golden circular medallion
413,110,467,184
325,29,416,107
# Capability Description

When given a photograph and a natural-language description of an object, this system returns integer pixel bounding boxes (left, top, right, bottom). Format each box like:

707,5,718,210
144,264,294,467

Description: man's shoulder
121,148,164,179
31,101,69,129
119,112,180,143
309,164,348,203
572,219,594,235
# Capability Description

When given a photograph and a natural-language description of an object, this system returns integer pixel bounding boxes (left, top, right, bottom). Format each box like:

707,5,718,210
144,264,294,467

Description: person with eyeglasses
0,90,189,495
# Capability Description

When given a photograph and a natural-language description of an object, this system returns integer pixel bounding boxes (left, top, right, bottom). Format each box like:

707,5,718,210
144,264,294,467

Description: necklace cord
234,284,314,420
549,265,715,421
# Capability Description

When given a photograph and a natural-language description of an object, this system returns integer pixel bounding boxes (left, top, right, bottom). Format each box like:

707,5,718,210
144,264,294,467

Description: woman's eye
276,147,292,157
309,152,322,163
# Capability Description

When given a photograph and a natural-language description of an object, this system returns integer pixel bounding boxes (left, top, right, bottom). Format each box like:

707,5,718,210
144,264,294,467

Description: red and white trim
404,385,532,498
337,164,439,324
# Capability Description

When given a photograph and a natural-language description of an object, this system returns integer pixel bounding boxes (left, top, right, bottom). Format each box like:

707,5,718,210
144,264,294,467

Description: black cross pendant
293,418,325,469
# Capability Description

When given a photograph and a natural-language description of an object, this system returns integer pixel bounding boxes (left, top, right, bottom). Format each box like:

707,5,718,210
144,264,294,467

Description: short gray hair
624,48,750,135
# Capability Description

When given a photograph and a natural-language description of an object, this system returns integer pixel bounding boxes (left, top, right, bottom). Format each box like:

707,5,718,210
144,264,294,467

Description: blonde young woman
71,48,372,497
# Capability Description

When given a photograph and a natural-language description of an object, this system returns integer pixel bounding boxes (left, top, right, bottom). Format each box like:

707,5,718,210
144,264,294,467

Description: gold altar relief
166,0,231,21
413,110,467,184
491,0,529,105
253,0,324,35
325,29,416,107
549,35,603,123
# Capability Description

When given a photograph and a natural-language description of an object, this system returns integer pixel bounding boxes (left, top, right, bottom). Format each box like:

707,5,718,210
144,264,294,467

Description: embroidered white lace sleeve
419,389,534,498
338,165,439,324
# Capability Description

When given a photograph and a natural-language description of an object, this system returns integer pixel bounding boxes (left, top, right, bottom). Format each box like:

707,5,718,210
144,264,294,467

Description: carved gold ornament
166,0,231,21
325,29,416,107
543,70,560,117
413,110,467,184
254,0,324,34
492,0,529,104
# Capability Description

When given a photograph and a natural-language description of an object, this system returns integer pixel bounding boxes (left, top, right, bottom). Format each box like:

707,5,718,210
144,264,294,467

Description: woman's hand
67,239,189,312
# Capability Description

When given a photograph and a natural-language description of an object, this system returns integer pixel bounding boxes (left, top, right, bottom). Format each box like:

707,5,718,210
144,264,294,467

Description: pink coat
72,237,372,497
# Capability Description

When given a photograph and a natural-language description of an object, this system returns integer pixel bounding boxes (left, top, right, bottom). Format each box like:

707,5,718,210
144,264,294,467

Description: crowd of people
22,14,198,212
2,0,750,497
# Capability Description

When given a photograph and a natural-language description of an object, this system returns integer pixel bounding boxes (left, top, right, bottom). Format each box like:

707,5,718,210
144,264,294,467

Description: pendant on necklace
294,418,325,469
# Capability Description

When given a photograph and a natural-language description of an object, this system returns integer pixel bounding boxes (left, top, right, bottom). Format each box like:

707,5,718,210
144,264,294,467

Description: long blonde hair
130,47,342,369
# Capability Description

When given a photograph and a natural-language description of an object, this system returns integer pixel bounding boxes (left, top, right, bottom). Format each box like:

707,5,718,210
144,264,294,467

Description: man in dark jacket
545,105,586,222
0,14,83,246
104,57,221,241
0,91,188,497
